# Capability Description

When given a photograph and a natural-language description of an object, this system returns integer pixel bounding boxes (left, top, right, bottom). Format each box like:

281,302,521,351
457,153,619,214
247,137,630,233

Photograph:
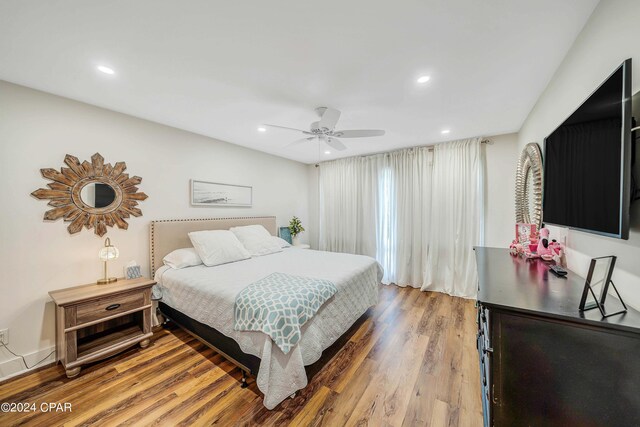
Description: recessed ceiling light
417,75,430,84
324,151,331,155
97,65,115,75
441,129,451,134
257,127,266,132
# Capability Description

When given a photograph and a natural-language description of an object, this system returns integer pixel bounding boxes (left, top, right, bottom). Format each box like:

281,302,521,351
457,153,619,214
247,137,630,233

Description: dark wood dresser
475,247,640,427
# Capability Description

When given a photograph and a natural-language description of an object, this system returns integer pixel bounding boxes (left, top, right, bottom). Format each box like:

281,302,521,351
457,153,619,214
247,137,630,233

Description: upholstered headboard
149,216,277,277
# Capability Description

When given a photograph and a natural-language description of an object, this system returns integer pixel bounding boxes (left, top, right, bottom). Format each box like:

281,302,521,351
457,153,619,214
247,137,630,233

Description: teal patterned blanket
234,272,338,354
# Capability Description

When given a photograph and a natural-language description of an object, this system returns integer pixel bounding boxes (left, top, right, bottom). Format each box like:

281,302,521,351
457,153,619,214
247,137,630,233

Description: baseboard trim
0,346,57,381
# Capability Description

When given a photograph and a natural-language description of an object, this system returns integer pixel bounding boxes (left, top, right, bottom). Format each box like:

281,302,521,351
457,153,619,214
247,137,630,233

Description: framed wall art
190,180,252,207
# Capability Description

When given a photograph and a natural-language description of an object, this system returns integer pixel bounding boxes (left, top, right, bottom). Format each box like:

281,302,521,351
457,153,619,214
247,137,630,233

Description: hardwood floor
0,286,483,427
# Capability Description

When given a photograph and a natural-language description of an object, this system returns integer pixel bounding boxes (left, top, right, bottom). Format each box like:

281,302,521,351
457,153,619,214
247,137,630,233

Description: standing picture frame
278,226,292,245
190,180,252,207
579,255,627,318
125,264,142,280
515,223,538,243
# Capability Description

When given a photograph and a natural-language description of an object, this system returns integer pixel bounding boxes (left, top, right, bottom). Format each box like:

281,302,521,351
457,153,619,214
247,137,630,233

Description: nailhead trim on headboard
149,216,277,277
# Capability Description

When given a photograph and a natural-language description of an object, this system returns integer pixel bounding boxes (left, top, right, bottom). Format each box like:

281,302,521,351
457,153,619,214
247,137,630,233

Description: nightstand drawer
76,290,145,325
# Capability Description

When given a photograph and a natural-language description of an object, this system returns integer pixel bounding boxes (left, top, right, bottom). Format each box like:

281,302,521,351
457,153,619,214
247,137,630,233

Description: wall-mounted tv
543,59,632,239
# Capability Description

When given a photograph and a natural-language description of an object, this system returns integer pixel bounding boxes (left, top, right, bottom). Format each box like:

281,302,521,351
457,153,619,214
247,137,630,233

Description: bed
150,216,382,409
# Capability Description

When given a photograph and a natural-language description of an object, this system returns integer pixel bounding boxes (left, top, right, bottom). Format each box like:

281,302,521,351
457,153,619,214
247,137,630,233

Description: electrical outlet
0,328,8,345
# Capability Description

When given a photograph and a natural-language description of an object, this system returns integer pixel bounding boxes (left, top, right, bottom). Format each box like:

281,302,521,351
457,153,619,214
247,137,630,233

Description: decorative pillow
163,248,203,269
230,225,282,257
188,230,251,267
273,236,292,248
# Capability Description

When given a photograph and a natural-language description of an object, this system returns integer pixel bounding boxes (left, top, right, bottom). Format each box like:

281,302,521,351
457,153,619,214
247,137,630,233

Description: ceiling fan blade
325,137,346,151
284,136,316,149
318,108,341,130
332,129,385,138
263,124,314,134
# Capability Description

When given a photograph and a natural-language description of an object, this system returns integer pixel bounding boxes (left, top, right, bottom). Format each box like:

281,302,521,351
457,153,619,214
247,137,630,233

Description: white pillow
163,248,203,269
188,230,251,267
230,225,282,257
273,236,292,248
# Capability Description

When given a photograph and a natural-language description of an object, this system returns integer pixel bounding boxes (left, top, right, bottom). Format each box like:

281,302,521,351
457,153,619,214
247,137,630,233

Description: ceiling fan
263,107,385,151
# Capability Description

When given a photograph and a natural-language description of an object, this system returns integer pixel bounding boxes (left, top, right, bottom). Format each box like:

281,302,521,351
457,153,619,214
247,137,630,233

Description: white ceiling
0,0,598,164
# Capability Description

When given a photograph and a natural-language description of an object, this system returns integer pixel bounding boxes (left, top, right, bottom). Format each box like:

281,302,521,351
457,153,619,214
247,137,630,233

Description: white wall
483,133,518,247
307,164,320,249
0,81,309,378
517,0,640,309
306,133,518,249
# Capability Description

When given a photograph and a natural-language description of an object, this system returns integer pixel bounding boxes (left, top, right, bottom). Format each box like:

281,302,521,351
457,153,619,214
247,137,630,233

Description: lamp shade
98,238,119,261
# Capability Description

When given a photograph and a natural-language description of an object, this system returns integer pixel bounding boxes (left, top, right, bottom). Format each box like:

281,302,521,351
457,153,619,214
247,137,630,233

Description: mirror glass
525,167,535,220
515,143,543,229
80,182,116,208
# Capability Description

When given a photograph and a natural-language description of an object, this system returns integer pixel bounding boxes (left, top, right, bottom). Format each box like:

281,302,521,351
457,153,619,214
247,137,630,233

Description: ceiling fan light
417,75,430,83
257,127,266,132
273,107,384,152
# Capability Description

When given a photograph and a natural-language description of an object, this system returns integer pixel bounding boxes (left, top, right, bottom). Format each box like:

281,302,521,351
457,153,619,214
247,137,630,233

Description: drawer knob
105,303,121,311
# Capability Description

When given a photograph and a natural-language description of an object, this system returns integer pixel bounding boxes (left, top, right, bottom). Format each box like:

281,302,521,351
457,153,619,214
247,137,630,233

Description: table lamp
97,237,119,284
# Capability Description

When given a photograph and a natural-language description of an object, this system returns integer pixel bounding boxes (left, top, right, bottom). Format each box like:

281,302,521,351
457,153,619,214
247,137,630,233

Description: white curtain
319,156,382,257
380,147,432,286
421,138,482,298
319,138,482,298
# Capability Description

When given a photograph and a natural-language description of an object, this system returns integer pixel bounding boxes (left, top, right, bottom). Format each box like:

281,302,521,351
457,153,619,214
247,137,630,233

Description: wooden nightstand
49,277,155,378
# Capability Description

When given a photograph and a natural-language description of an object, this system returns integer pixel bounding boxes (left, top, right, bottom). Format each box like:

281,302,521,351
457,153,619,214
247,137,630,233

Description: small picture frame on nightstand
279,227,292,245
125,265,142,279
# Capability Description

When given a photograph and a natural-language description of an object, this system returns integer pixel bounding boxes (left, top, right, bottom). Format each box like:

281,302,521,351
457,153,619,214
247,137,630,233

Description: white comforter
155,248,382,409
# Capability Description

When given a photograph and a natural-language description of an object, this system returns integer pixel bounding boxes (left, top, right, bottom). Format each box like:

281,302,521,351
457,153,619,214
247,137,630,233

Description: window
377,166,396,283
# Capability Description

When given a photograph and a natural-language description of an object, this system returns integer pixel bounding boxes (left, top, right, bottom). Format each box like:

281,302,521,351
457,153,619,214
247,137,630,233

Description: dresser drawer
75,290,145,325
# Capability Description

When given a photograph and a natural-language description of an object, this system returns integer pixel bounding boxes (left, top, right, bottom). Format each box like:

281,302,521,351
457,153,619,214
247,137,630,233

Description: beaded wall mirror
31,153,148,236
515,143,543,228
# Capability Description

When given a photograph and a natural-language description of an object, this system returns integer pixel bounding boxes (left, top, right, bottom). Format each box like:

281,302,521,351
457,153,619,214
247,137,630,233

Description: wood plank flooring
0,286,483,427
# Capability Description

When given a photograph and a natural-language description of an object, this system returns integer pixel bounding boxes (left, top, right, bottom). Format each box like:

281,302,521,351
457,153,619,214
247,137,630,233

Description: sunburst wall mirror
31,153,148,236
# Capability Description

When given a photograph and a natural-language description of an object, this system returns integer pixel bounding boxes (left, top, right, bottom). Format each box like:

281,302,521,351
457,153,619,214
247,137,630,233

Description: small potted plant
288,216,305,246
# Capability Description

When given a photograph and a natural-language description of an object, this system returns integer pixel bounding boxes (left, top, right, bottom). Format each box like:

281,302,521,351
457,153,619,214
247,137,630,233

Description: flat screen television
543,59,633,239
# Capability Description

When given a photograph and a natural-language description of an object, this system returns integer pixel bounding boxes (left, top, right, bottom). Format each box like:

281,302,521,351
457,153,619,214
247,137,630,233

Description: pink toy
509,240,518,255
537,228,554,257
509,240,525,256
549,240,565,266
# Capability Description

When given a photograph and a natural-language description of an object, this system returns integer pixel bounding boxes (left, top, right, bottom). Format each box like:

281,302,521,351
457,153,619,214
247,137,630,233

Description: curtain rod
314,138,492,166
425,138,491,151
367,138,492,155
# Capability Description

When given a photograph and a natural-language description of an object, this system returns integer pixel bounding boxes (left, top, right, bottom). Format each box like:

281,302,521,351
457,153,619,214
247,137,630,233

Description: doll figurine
509,239,518,255
509,240,525,256
537,228,553,257
549,239,566,266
